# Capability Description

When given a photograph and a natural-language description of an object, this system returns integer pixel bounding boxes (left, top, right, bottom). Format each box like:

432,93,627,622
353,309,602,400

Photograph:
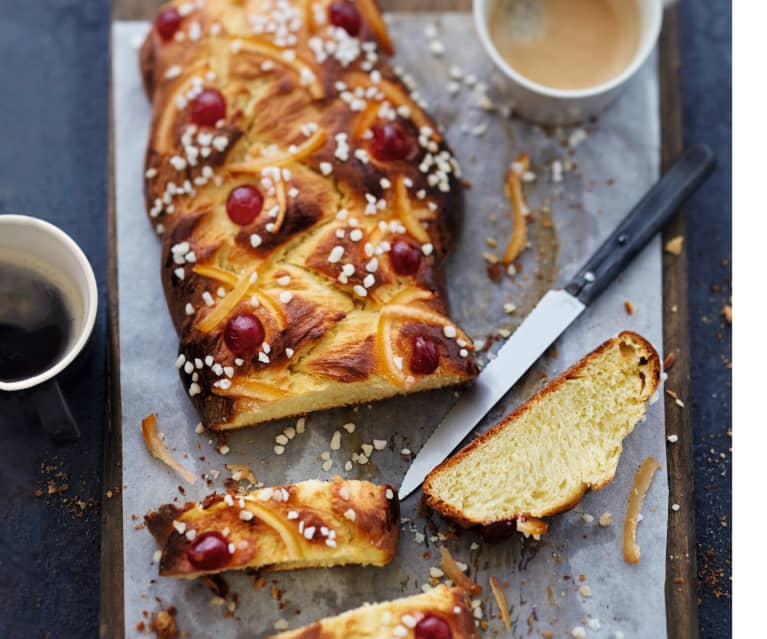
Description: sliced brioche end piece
268,585,479,639
423,331,661,534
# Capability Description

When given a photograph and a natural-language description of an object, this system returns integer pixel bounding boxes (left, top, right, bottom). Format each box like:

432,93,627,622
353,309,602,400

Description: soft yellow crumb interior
427,337,656,523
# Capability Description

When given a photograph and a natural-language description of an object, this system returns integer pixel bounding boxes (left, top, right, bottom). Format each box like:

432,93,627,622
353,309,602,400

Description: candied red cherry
370,122,415,162
415,614,452,639
410,335,440,375
390,240,421,276
328,1,362,36
155,7,182,41
186,531,231,571
224,313,265,357
226,185,264,225
190,88,227,127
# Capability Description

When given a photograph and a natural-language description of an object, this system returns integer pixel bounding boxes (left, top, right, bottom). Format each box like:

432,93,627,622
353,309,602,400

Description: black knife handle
565,144,715,306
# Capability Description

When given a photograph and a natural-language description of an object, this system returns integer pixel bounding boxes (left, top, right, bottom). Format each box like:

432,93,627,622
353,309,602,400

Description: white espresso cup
473,0,663,124
0,214,98,442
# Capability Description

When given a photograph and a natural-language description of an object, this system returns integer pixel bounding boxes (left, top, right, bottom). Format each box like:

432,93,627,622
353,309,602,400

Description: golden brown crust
145,478,399,578
268,585,480,639
140,0,476,429
422,331,661,531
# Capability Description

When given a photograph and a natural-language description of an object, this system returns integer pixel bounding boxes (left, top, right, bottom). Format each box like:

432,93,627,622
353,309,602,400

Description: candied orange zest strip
141,414,196,485
382,304,471,345
193,264,239,287
376,314,407,385
375,293,463,385
395,177,430,243
272,177,288,235
228,129,328,174
489,576,511,631
624,456,661,564
241,497,305,559
376,79,433,133
388,287,433,305
356,0,394,55
212,378,289,401
502,154,530,265
252,289,289,329
353,102,380,139
192,264,288,330
345,72,434,134
196,263,260,333
235,39,324,99
440,547,482,595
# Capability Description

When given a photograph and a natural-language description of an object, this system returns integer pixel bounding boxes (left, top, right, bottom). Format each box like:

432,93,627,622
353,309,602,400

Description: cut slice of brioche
268,585,479,639
423,331,660,536
145,478,399,578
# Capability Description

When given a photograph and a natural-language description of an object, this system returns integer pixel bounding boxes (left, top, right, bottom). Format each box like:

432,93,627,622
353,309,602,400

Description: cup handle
30,381,81,444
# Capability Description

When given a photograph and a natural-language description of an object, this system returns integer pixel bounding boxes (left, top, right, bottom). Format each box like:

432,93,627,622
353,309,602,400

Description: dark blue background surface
0,1,731,637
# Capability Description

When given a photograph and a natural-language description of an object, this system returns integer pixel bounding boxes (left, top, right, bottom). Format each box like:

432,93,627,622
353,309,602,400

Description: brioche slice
268,585,479,639
145,478,399,578
423,331,661,537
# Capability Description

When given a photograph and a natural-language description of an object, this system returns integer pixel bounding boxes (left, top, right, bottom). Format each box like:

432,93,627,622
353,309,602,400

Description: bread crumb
671,503,680,512
667,434,679,443
571,626,587,639
624,300,635,315
598,512,612,527
273,618,289,630
579,585,592,597
581,513,594,524
721,305,732,323
149,607,179,639
664,235,684,255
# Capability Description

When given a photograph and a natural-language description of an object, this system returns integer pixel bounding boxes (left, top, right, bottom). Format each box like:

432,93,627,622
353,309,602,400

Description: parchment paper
114,15,667,638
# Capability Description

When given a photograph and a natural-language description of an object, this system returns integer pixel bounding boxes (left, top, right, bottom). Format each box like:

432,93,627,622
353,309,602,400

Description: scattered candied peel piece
624,456,661,564
502,154,530,265
440,546,482,595
141,414,196,485
489,576,511,631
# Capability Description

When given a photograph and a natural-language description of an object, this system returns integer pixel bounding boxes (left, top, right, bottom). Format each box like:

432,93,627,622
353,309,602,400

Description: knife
399,144,715,499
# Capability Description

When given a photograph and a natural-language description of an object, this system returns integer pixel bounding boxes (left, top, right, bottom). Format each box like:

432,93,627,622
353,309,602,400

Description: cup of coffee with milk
0,215,98,443
474,0,663,124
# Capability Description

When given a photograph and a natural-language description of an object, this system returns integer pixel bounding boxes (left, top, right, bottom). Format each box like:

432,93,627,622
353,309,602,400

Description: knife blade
398,143,715,499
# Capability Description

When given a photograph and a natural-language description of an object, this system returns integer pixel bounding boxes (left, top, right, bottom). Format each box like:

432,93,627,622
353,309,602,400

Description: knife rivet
584,271,595,283
617,234,628,245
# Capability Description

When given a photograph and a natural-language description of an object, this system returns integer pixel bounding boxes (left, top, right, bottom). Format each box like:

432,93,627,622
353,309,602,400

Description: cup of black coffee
0,215,98,443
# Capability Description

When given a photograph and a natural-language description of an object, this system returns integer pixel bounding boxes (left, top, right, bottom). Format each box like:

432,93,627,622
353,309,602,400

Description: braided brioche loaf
139,0,477,429
145,478,400,577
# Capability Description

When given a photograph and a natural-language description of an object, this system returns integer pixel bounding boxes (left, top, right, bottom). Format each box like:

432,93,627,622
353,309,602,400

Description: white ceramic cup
0,214,98,441
473,0,663,125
